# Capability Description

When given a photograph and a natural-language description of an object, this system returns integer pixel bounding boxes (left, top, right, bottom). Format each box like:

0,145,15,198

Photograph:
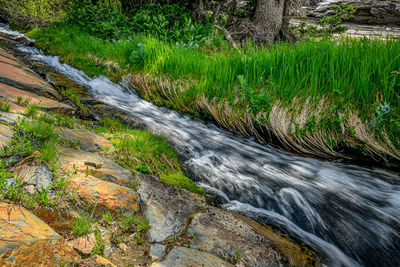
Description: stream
1,24,400,267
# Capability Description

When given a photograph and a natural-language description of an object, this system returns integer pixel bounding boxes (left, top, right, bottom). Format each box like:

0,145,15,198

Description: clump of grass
24,103,41,118
97,118,205,193
72,213,94,237
0,100,11,112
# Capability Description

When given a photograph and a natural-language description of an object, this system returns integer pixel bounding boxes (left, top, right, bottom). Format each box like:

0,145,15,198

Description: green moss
160,173,205,194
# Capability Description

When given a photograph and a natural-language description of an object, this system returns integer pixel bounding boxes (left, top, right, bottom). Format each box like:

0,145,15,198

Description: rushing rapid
1,24,399,266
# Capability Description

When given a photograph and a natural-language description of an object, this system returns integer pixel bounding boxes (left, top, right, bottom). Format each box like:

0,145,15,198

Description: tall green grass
29,24,400,157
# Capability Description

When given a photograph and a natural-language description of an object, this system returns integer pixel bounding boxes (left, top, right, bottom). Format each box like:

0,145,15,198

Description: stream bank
0,28,317,266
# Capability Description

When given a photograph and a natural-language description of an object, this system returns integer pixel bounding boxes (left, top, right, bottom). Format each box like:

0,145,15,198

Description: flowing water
1,24,400,267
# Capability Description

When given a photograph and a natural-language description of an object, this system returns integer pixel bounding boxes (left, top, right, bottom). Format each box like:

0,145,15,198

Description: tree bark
253,0,285,44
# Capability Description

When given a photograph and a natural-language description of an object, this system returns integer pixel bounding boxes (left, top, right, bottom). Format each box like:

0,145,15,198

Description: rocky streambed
0,30,316,266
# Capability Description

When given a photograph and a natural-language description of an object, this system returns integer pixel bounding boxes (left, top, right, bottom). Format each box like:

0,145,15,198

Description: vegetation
29,22,400,161
95,118,205,193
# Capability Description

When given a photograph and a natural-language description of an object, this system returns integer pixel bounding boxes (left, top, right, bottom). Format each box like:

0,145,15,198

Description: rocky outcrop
0,202,79,266
58,148,134,185
308,0,400,25
59,127,113,152
68,174,139,215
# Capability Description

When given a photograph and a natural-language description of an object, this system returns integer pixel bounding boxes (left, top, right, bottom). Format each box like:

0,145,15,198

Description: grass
28,23,400,162
95,118,205,194
72,213,94,236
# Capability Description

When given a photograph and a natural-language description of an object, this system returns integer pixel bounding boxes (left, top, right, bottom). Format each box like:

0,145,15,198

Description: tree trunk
253,0,285,44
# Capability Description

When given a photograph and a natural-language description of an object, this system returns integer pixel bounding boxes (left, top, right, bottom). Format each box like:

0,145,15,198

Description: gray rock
136,174,204,243
151,246,233,267
187,206,287,266
13,163,54,192
0,123,13,148
150,244,165,261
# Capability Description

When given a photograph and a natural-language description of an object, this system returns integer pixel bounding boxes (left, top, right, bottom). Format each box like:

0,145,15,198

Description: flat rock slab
0,48,61,100
187,206,287,266
0,123,13,148
59,127,113,152
68,233,97,255
0,111,24,124
136,174,205,243
68,174,139,215
12,163,54,191
0,82,74,114
0,202,79,266
58,148,134,185
151,246,233,267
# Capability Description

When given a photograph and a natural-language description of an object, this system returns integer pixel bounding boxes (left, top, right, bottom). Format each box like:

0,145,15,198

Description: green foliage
137,218,151,233
0,0,68,30
292,3,356,38
0,101,11,112
72,213,94,237
160,173,205,194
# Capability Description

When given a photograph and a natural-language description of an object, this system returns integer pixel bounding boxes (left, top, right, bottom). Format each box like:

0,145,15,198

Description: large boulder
151,246,233,267
59,127,113,153
68,173,139,215
0,202,80,266
136,174,205,243
0,48,62,100
58,148,134,185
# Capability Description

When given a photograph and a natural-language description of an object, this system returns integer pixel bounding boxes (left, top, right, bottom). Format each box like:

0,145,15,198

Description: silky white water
1,24,399,266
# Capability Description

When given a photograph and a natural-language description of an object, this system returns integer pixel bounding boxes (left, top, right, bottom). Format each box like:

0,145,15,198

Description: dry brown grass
128,73,400,163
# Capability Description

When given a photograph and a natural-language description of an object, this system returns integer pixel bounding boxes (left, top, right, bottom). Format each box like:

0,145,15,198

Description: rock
136,174,205,243
59,127,113,152
119,243,128,251
34,207,75,235
0,110,24,124
14,36,34,46
68,174,139,215
0,202,80,266
12,163,54,192
150,244,165,261
151,246,233,267
0,122,13,148
187,206,317,266
68,233,97,255
58,148,134,185
0,48,62,100
98,226,113,257
94,255,116,266
0,82,74,114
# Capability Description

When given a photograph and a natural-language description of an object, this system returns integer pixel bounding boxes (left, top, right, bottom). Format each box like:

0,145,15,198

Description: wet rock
188,206,317,266
150,244,165,261
14,36,34,46
12,163,54,192
0,82,74,114
187,206,286,266
0,48,61,100
151,246,233,267
0,202,80,266
58,148,134,185
136,174,205,243
68,174,139,215
59,127,113,152
68,233,97,255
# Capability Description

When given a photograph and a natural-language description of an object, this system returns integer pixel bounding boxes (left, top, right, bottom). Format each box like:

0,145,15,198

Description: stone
0,48,62,100
79,255,117,267
68,174,139,215
151,246,233,267
0,122,13,148
68,233,97,255
33,207,75,235
0,82,74,114
98,226,113,257
187,206,316,266
58,148,134,185
136,174,205,243
59,127,113,152
12,163,54,192
0,202,80,266
119,243,128,252
150,244,165,261
0,110,24,124
94,255,116,266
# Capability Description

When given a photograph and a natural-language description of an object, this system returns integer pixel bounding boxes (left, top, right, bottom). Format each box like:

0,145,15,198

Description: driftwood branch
215,25,238,49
